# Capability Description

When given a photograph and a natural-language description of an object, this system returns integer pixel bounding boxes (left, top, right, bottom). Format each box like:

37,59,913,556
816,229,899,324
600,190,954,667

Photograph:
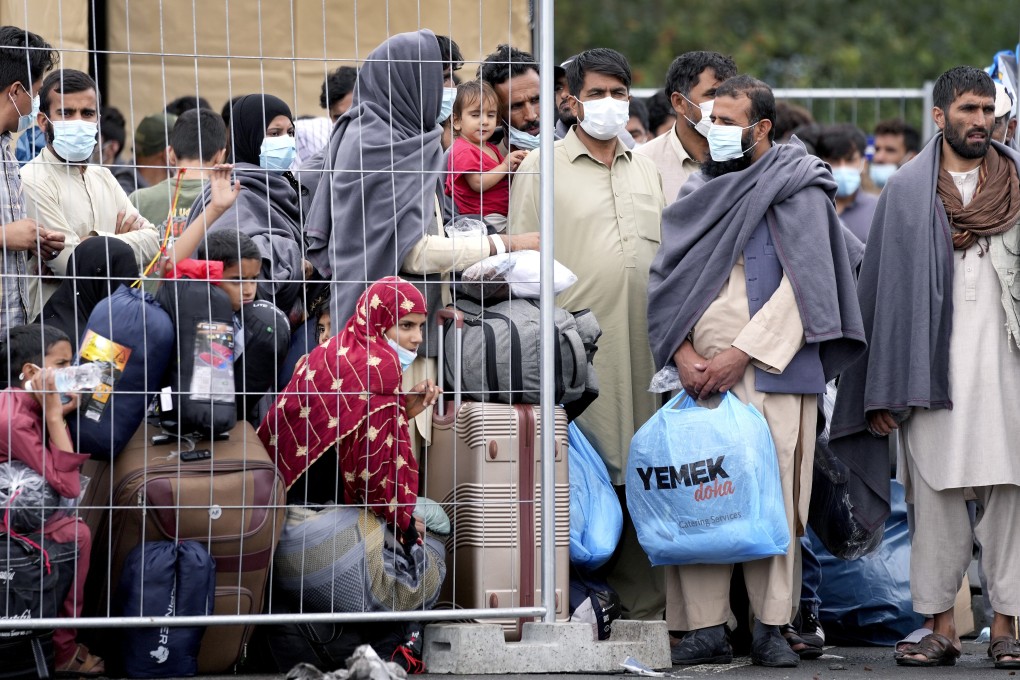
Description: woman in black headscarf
184,93,308,319
38,237,138,349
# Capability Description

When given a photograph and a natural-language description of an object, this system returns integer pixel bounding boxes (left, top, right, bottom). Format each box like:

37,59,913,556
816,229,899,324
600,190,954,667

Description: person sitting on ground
446,80,528,218
37,237,137,349
181,93,309,320
0,324,102,676
199,230,288,425
257,277,441,545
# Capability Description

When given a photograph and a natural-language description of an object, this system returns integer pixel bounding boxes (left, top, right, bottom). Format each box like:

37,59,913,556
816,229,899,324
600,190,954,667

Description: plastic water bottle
51,363,104,392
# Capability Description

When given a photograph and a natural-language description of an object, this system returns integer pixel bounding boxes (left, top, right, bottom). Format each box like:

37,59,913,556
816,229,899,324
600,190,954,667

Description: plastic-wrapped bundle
0,460,61,533
808,382,884,559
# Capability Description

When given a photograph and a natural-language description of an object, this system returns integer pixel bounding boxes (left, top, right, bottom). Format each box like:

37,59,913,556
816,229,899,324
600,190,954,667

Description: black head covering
229,94,294,165
39,237,139,348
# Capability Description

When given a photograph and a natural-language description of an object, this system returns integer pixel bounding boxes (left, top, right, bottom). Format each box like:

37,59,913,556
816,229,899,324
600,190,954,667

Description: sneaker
799,605,825,650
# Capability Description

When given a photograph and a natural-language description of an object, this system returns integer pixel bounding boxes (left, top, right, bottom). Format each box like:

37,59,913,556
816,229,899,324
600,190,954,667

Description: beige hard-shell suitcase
425,309,570,641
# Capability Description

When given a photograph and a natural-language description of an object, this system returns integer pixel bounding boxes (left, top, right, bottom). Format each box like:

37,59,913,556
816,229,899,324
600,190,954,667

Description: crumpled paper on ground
286,645,408,680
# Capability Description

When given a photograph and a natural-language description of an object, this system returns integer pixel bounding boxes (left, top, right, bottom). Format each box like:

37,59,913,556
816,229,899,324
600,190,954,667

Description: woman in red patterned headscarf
258,277,440,538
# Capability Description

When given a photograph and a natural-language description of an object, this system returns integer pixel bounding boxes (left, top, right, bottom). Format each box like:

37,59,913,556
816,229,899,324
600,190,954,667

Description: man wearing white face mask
636,51,737,203
0,26,64,338
509,47,667,622
816,123,878,243
648,75,865,668
22,68,158,318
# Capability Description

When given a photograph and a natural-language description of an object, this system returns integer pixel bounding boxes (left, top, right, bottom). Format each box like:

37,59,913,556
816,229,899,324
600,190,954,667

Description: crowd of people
1,18,1019,675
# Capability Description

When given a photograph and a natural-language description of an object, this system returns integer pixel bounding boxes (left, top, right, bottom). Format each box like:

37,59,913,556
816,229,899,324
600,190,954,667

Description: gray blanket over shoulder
828,135,1020,531
303,30,444,324
186,162,305,314
648,138,866,378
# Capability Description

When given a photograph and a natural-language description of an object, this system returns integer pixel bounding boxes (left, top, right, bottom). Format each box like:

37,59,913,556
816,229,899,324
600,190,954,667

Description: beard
557,107,577,126
702,129,755,178
944,117,991,159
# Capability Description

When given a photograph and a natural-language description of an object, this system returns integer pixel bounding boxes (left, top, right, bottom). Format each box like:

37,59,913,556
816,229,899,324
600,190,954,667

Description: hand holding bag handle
436,308,464,418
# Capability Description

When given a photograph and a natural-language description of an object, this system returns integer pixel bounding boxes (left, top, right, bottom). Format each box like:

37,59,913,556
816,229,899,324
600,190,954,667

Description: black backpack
156,279,237,438
0,531,78,679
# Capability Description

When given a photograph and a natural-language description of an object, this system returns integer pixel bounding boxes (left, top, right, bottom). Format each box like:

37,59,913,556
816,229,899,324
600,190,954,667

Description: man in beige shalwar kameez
508,48,667,621
647,76,865,668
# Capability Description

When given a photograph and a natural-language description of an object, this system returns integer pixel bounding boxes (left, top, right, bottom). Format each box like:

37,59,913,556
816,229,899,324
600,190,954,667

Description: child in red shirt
446,81,528,216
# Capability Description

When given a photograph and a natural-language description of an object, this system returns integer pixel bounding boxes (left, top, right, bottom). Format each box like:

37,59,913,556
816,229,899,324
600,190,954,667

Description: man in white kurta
508,49,666,621
21,70,157,319
864,67,1020,669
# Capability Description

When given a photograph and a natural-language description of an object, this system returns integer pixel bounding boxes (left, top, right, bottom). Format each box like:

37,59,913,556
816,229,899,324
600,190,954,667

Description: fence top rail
632,87,929,99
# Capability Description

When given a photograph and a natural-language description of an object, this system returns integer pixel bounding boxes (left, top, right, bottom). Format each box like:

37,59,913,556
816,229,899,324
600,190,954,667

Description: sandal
781,623,823,660
670,625,732,666
895,633,960,667
989,636,1020,669
55,643,106,678
894,626,932,658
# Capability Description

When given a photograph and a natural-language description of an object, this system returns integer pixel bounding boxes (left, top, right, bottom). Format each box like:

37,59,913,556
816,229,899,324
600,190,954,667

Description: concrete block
423,620,670,674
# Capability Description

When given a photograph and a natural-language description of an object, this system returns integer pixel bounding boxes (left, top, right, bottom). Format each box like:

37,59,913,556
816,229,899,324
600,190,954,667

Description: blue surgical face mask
508,125,540,150
259,135,296,172
50,119,98,162
869,163,897,188
387,337,417,372
10,85,38,133
437,87,457,126
707,122,758,162
831,166,862,197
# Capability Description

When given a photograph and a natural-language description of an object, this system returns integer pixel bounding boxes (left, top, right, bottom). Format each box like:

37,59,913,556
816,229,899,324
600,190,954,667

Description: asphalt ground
111,641,1014,679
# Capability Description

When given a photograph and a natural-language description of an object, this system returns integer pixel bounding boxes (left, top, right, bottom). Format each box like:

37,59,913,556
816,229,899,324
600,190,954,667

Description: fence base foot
423,620,670,674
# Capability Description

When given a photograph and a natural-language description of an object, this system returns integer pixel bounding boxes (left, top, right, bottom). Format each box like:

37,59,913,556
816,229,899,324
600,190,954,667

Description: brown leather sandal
55,643,106,678
990,636,1020,669
895,633,961,667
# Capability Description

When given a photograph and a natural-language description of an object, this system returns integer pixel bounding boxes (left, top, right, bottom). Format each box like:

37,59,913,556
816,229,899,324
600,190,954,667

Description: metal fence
0,0,566,675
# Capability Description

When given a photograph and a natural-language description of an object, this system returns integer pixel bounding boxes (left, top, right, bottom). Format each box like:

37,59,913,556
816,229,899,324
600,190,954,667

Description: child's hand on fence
405,379,441,418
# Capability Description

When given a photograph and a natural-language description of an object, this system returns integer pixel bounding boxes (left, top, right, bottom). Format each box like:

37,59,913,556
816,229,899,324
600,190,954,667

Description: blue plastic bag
626,391,789,566
569,423,623,568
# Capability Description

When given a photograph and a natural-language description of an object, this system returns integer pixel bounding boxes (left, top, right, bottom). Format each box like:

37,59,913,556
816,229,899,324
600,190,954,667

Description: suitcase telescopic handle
436,308,464,418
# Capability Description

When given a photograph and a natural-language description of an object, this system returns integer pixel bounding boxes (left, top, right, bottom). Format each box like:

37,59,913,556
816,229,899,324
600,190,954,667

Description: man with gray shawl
647,75,865,668
830,66,1020,669
303,30,536,447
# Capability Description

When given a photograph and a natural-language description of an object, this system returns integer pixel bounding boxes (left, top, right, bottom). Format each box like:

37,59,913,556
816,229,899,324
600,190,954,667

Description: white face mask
679,92,713,138
576,95,630,141
387,337,417,372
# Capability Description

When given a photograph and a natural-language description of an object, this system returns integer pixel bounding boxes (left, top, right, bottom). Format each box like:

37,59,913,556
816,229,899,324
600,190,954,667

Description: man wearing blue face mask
509,47,667,624
0,26,65,339
478,44,542,152
816,124,878,243
648,75,865,668
21,68,158,320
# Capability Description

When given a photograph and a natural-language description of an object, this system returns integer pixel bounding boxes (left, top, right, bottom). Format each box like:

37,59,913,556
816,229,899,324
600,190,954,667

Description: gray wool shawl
647,137,866,378
828,136,1020,531
303,30,444,324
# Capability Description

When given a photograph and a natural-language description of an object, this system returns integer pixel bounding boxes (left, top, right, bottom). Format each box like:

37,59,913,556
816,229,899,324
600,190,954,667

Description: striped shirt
0,132,29,336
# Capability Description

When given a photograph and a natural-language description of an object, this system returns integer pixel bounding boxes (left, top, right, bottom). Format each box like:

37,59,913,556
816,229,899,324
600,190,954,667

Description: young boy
0,324,103,676
196,230,288,424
